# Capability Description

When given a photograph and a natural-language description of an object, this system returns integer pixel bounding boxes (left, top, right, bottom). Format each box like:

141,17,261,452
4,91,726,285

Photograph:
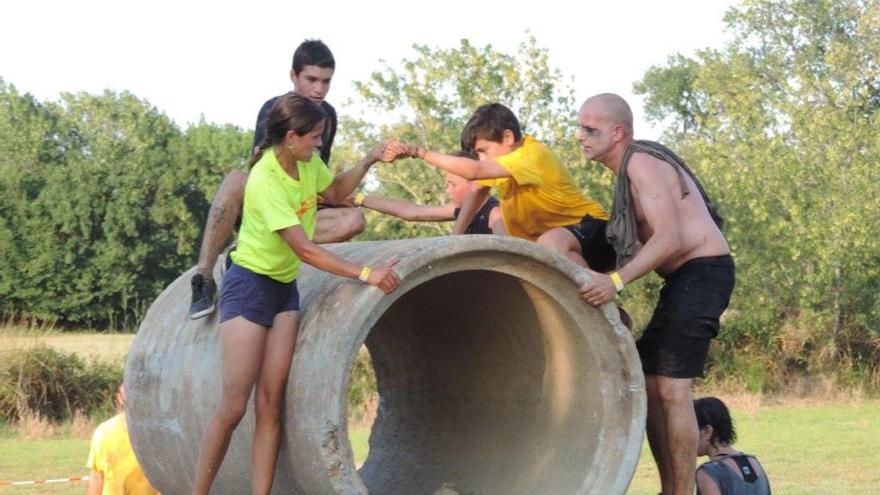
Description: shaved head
576,93,634,166
581,93,633,136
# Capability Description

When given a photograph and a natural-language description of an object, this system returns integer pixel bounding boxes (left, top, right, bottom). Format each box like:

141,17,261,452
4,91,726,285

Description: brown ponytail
248,139,272,169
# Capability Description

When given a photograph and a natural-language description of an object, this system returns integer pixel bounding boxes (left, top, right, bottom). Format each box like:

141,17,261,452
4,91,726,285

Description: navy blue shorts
219,263,300,327
637,255,735,378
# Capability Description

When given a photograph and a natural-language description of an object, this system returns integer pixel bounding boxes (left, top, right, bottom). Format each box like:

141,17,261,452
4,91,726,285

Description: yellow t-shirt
231,150,334,283
477,135,608,240
86,413,158,495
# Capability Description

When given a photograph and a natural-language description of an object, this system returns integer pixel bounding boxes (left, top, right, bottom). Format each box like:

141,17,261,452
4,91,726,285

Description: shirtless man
577,93,735,495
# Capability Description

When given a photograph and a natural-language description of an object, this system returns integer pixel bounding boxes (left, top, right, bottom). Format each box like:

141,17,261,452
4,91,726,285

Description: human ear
284,130,299,148
700,425,713,440
502,129,515,146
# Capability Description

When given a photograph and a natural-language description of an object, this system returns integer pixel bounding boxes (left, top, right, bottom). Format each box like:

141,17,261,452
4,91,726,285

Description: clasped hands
366,138,424,165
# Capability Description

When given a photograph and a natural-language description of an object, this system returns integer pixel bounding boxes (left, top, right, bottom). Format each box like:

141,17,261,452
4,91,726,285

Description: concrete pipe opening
126,236,645,495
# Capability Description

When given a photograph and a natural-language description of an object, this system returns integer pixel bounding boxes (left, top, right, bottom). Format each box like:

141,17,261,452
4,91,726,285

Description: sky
0,0,737,141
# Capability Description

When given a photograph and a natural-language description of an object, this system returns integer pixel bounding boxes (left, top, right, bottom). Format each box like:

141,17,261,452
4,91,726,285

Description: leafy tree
0,80,64,322
0,81,250,328
337,36,615,240
633,0,880,388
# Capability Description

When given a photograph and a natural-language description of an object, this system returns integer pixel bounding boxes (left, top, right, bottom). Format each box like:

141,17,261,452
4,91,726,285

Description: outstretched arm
382,139,511,180
359,195,457,222
320,144,384,204
279,224,401,293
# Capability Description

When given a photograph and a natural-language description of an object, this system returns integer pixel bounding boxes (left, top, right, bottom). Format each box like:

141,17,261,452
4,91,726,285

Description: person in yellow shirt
383,103,615,272
192,93,401,495
86,384,159,495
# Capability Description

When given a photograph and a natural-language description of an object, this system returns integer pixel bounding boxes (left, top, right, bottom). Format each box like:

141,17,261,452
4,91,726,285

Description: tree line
1,0,877,390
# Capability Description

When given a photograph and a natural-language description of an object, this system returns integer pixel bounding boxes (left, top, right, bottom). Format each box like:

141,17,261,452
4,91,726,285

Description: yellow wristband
609,272,625,292
358,266,371,283
354,192,365,206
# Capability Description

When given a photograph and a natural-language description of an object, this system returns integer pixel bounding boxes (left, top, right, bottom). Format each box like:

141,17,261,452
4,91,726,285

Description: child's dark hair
460,103,523,150
694,397,737,446
249,93,327,168
452,149,478,160
292,39,335,73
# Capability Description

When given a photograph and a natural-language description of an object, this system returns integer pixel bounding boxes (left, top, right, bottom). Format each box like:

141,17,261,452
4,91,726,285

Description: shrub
0,345,121,423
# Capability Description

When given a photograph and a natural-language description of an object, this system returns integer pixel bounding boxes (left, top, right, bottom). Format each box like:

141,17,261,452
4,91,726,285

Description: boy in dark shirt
190,40,372,319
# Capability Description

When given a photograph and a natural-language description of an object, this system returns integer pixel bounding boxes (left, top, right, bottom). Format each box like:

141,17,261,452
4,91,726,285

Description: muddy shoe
189,273,217,320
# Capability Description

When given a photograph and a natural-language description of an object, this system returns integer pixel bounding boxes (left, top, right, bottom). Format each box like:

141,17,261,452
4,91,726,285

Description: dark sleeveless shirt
697,454,772,495
454,196,500,235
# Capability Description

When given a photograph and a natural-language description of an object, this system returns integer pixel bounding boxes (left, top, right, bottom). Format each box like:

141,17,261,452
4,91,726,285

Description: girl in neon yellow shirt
193,93,400,495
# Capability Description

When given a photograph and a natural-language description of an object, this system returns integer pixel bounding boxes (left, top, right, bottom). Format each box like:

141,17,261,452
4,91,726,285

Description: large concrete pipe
125,236,645,494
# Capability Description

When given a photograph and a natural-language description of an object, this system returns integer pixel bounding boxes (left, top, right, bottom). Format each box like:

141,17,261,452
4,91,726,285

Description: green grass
0,424,90,494
2,329,876,493
1,402,877,494
626,400,880,495
0,426,371,495
349,427,371,465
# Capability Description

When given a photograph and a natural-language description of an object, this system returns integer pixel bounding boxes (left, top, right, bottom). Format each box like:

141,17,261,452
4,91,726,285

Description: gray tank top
697,454,772,495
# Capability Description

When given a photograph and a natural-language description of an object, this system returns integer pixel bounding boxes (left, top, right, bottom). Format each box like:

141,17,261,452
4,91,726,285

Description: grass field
2,402,876,494
0,327,133,365
2,329,877,494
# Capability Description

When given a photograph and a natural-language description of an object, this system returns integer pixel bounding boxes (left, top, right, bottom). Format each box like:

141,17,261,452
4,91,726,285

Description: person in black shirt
190,40,371,319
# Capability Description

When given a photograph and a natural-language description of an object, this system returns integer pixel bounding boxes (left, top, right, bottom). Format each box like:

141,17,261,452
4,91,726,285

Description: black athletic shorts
562,215,616,272
637,255,735,378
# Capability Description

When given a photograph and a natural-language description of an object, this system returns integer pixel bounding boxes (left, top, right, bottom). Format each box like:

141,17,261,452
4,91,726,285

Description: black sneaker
189,273,217,320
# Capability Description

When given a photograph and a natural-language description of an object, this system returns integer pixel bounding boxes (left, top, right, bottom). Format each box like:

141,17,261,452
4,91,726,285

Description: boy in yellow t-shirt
86,385,159,495
383,103,615,272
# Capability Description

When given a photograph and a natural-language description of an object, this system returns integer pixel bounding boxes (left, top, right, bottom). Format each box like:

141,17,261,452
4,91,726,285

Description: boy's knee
335,207,366,239
314,207,367,243
347,208,366,236
537,228,573,251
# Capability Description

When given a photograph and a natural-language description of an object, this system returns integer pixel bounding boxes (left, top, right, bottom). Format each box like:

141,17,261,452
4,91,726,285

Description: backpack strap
731,454,759,483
